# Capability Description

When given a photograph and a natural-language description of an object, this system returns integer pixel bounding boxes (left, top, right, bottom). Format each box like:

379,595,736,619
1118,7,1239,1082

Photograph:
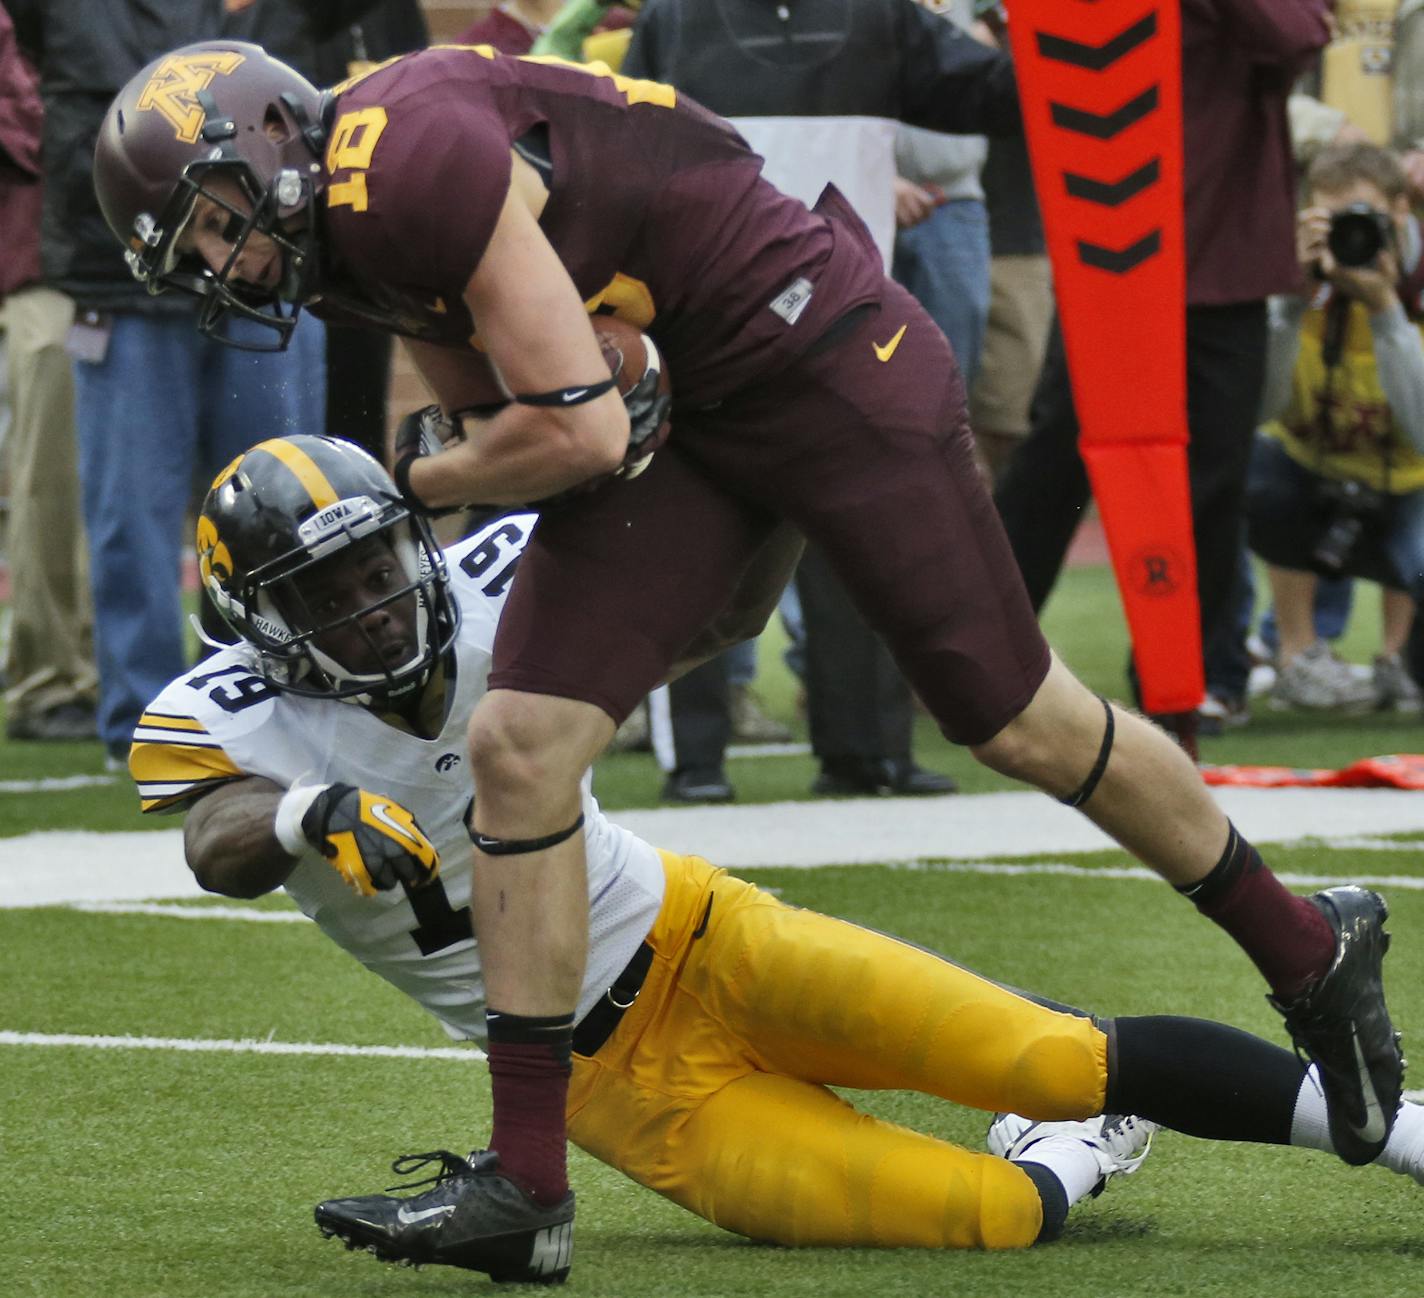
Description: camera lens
1327,205,1389,268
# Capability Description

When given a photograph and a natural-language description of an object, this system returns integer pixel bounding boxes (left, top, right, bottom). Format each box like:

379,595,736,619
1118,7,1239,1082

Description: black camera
1313,476,1389,572
1327,203,1394,268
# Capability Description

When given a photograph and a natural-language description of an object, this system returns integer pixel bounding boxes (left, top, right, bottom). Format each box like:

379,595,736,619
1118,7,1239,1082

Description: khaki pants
1,286,96,721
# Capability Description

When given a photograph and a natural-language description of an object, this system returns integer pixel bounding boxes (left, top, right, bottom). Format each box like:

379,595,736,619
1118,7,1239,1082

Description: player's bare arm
183,775,293,899
406,156,630,509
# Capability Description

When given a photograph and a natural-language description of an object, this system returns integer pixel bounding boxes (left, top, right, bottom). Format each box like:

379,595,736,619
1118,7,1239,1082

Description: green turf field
5,563,1424,1296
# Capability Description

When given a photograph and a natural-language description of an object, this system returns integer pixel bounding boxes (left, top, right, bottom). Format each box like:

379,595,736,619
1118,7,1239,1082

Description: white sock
1014,1135,1103,1207
1290,1065,1424,1183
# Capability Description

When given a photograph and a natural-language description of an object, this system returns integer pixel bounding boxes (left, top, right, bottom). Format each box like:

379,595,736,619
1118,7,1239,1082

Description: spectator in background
1389,1,1424,691
459,0,564,56
970,128,1052,484
891,1,990,391
994,0,1334,734
624,0,1009,799
0,3,97,742
1197,91,1371,731
312,3,429,460
7,0,341,764
1248,141,1424,713
1398,2,1424,203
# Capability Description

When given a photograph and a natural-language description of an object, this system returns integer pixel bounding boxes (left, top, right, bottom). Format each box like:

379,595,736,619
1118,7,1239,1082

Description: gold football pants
568,852,1109,1249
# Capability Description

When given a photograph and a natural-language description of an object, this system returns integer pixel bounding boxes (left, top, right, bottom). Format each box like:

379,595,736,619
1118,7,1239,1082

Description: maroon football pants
490,280,1050,745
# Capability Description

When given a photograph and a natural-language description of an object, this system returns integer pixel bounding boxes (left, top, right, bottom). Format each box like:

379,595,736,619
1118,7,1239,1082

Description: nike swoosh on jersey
871,323,905,362
1347,1029,1389,1145
395,1203,456,1226
871,323,905,360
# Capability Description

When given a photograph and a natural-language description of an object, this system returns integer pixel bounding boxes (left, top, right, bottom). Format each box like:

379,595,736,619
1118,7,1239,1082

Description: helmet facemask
205,493,456,704
124,95,322,351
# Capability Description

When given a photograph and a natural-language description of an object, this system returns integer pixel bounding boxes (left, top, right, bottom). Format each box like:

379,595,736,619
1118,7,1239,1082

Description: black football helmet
94,41,326,350
196,435,459,700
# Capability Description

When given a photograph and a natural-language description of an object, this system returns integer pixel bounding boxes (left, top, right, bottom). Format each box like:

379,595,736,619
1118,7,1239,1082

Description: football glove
391,405,466,516
619,361,672,482
299,783,441,897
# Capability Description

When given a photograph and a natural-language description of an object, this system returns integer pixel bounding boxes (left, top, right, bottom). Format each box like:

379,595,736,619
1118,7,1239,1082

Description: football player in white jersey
131,434,1424,1286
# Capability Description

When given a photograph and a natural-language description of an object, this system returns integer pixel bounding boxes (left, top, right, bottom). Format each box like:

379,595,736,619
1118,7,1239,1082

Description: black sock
1106,1014,1306,1145
1016,1161,1070,1242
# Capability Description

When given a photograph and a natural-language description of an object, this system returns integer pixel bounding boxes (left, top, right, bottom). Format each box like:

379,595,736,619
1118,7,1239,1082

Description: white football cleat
987,1112,1156,1196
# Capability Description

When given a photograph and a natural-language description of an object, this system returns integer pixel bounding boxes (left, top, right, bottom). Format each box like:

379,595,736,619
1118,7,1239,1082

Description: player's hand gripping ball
300,783,441,897
593,316,672,480
391,405,464,515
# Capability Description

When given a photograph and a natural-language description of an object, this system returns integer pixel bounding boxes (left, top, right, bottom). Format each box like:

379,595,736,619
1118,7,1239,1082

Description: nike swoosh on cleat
1346,1029,1389,1146
395,1203,456,1226
873,324,907,362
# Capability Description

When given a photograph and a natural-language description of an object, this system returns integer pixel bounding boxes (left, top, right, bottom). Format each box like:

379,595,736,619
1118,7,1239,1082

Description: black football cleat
315,1149,574,1284
1271,886,1404,1165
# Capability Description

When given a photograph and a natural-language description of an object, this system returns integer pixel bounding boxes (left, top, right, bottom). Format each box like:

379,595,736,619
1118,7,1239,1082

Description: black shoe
812,757,958,798
660,768,735,804
315,1150,574,1283
1270,886,1404,1165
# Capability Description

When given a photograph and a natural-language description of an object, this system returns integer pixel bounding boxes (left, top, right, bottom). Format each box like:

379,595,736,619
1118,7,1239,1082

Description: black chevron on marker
1050,86,1158,139
1037,13,1157,70
1077,230,1161,273
1064,158,1160,206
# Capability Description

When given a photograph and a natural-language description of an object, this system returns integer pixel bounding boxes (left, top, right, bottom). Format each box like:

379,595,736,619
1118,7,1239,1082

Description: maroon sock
485,1010,573,1207
1176,823,1336,1000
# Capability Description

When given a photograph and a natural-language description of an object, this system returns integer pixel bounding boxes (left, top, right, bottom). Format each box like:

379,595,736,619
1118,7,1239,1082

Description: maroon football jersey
312,46,884,404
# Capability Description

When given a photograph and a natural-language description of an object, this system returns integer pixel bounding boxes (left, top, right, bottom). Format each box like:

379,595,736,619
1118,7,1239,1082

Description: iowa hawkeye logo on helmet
135,51,246,144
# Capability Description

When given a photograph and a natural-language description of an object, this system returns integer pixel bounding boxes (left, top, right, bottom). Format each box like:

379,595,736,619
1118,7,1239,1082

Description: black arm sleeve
896,0,1021,137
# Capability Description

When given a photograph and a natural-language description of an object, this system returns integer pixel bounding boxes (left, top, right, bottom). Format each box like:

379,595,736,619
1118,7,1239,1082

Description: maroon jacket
0,5,43,298
1182,0,1331,305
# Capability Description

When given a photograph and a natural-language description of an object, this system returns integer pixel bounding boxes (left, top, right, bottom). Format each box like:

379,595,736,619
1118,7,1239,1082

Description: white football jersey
131,513,665,1041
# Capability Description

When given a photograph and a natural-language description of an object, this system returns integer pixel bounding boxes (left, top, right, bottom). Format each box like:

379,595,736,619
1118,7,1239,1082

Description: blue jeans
74,310,326,754
1247,435,1424,597
891,198,991,386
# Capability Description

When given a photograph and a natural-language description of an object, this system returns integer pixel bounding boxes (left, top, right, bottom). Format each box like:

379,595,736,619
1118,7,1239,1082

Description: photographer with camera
1248,140,1424,713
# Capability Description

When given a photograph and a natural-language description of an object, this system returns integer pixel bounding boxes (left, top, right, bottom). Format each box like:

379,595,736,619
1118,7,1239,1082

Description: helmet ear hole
262,104,293,145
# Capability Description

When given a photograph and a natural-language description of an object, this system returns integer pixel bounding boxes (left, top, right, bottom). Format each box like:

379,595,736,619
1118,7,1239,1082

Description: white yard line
6,787,1422,907
0,1029,482,1061
73,900,308,921
0,774,118,793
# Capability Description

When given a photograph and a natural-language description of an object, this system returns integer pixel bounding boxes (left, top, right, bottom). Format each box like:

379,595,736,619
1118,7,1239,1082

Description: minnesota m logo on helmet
135,51,246,143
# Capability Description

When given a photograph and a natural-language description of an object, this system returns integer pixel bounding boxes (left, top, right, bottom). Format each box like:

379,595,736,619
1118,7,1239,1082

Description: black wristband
515,376,617,408
392,451,424,510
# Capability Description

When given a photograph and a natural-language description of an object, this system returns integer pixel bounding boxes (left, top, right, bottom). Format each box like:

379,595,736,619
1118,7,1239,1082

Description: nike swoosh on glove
301,782,441,896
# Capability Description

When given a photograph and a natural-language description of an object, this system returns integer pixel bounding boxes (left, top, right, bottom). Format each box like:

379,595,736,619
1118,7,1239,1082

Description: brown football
592,316,672,402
